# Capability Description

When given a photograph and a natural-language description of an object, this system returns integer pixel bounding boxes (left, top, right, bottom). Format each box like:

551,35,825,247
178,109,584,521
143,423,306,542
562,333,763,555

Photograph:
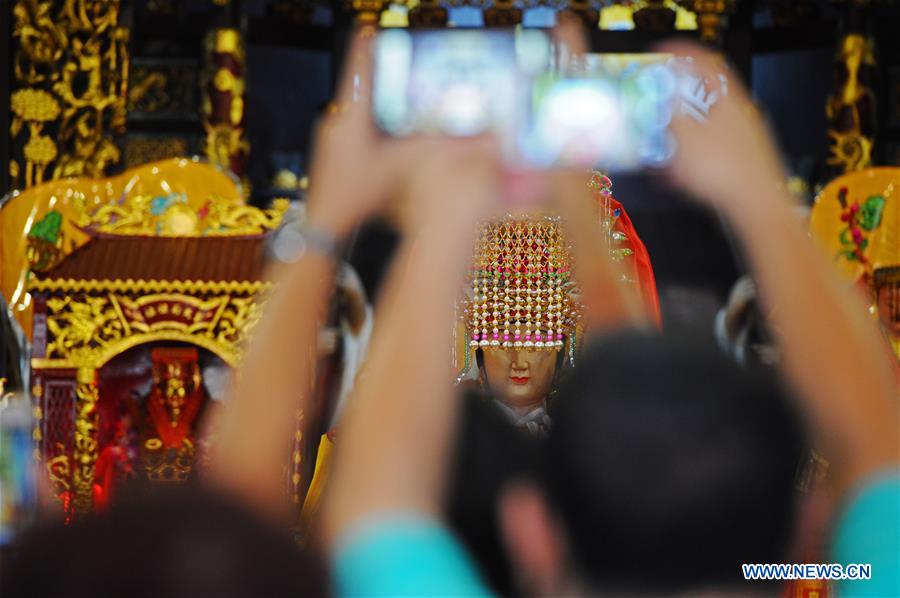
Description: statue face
876,282,900,338
481,348,558,412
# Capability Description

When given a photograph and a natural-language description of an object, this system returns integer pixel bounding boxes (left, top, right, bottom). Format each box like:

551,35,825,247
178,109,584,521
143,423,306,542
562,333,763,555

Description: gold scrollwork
39,289,264,370
45,294,122,362
28,278,272,294
10,1,129,190
76,193,288,237
72,370,99,514
46,452,72,498
827,34,877,173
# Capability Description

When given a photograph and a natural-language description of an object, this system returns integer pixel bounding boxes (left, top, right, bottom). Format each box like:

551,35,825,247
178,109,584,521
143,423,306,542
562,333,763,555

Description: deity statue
139,347,206,484
90,347,214,510
457,172,660,436
299,173,659,525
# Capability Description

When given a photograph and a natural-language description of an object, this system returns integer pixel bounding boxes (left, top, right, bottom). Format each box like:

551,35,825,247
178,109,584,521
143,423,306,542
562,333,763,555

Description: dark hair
446,390,549,596
3,482,327,598
549,327,806,594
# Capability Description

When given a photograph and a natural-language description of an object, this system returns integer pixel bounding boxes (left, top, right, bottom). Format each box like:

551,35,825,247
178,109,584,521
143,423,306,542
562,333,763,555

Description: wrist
270,218,345,265
306,194,357,240
721,181,796,227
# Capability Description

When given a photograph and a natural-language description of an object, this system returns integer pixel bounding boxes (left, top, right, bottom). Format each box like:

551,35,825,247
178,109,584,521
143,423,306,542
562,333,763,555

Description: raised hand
306,28,433,238
661,41,789,216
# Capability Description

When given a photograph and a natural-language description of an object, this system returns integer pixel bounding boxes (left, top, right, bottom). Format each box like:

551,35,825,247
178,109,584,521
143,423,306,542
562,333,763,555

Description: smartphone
521,53,679,170
372,32,687,171
372,28,552,138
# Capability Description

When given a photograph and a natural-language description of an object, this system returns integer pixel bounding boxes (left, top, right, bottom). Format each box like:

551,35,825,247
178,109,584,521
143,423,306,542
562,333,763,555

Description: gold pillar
202,28,249,182
826,33,877,174
9,0,129,190
72,367,99,515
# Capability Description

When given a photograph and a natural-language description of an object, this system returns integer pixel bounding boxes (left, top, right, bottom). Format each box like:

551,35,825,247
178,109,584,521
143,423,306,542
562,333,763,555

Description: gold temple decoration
76,194,289,237
676,0,734,42
37,291,262,369
202,29,249,181
10,0,129,190
32,287,265,513
826,34,877,174
143,439,195,483
15,161,279,516
71,369,99,515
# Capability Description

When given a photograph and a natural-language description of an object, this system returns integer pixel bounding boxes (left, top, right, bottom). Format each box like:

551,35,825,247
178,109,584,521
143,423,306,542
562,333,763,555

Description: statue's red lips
510,376,530,385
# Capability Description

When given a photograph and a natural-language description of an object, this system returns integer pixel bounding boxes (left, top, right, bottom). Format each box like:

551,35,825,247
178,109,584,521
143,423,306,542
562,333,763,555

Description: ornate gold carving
127,62,197,115
75,194,288,236
72,369,99,514
28,278,272,294
143,439,195,483
202,29,248,180
10,0,129,190
128,70,168,112
46,452,72,499
827,34,877,173
37,290,265,370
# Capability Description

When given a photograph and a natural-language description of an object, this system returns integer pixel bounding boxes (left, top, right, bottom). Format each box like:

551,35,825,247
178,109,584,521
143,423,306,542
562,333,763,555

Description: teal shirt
333,516,492,597
833,473,900,597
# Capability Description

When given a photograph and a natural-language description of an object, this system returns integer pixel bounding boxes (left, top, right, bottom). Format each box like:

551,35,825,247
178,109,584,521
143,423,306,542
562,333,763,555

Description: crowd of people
3,20,898,598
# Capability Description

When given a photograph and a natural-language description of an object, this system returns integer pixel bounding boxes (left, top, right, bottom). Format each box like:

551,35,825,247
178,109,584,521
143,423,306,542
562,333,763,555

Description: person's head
493,328,806,596
479,348,562,411
3,482,327,598
446,390,548,596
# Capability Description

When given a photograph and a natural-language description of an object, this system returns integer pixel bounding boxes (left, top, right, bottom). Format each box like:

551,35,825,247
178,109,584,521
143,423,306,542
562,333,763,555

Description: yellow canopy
1,158,247,337
809,167,899,285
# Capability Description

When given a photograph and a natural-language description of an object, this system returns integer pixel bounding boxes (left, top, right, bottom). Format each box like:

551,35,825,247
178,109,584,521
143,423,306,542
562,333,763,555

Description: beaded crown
467,212,578,352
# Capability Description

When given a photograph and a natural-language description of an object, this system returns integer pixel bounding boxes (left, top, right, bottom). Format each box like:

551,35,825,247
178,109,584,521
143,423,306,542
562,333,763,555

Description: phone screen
521,53,678,170
372,29,551,138
372,32,691,171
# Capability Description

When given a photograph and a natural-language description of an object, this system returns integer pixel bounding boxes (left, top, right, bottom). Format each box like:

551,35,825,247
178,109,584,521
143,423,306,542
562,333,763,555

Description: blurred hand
401,137,502,235
306,29,432,238
661,41,789,216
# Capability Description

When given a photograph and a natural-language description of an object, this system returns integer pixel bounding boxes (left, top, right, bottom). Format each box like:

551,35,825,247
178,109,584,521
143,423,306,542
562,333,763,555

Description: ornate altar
0,158,286,518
